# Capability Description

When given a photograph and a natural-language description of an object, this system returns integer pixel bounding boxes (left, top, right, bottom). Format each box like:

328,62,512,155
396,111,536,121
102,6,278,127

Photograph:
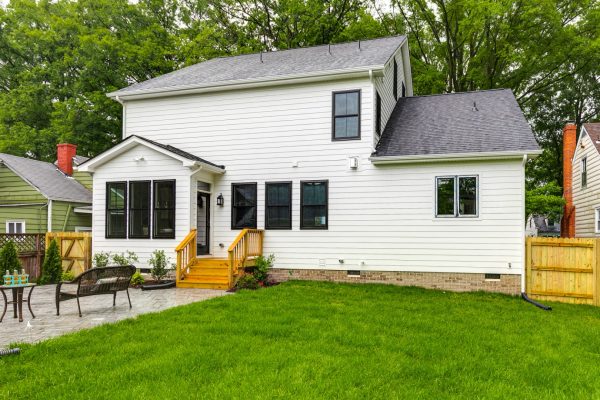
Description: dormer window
332,90,361,140
582,157,587,188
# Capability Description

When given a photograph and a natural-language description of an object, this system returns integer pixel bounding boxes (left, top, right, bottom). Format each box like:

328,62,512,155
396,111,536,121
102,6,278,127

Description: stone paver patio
0,285,230,348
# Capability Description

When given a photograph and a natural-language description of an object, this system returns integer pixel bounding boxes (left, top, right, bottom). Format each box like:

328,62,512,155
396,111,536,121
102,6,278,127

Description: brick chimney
57,143,77,176
561,123,577,238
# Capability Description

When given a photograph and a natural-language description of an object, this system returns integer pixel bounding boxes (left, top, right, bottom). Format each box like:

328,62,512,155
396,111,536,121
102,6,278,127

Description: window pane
234,184,256,206
15,223,22,234
346,92,359,114
345,116,359,137
154,210,175,236
302,205,327,228
302,182,326,205
109,184,125,209
437,177,455,216
155,181,175,209
108,210,126,237
334,93,347,116
459,177,477,216
130,182,150,209
267,207,290,228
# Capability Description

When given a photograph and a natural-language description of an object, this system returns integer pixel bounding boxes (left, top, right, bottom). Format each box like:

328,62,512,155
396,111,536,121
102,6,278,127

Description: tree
525,182,565,222
0,240,22,277
39,239,62,284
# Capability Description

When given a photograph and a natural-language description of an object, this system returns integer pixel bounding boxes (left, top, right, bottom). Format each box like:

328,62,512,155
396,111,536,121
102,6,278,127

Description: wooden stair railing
228,229,264,286
175,229,197,282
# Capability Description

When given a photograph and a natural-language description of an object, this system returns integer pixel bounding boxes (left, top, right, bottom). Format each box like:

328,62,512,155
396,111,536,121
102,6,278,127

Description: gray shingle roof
373,89,540,158
109,36,406,97
0,153,92,203
133,136,224,169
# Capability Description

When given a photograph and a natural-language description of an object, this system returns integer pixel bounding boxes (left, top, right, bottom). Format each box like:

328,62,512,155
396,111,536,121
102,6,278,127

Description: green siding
0,204,48,233
73,171,93,190
51,201,92,232
0,165,46,203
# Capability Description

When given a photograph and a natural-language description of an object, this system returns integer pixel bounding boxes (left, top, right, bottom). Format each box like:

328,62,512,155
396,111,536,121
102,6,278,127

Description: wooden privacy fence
526,237,600,306
46,232,92,276
0,233,45,279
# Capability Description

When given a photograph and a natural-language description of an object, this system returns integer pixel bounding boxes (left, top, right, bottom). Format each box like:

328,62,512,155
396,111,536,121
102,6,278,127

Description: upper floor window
332,90,360,140
301,181,328,229
106,182,127,238
436,176,478,217
265,182,292,229
375,92,382,136
393,59,398,100
6,221,25,234
581,157,587,188
232,183,257,229
153,180,176,239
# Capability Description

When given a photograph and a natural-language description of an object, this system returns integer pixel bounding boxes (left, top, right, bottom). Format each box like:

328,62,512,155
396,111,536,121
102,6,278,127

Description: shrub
93,252,111,268
39,239,62,284
253,254,274,283
61,271,75,282
148,250,170,282
235,273,259,290
111,251,139,267
131,271,145,286
0,240,21,277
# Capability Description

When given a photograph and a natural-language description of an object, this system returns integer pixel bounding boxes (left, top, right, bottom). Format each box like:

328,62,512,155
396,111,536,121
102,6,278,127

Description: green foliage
93,252,111,268
525,182,566,221
61,271,75,282
111,251,139,267
0,240,21,277
148,250,170,282
253,254,274,283
39,239,62,285
131,271,145,286
235,273,259,290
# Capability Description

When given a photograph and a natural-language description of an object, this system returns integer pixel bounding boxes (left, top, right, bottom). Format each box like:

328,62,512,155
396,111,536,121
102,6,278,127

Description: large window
153,180,176,239
265,182,292,229
332,90,360,140
232,183,257,229
436,176,478,217
6,221,25,234
129,181,151,238
582,157,587,188
375,91,382,136
106,182,127,238
393,59,398,100
301,181,328,229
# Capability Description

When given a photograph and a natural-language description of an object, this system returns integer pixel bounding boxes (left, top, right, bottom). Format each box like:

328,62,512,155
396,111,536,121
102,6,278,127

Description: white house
78,36,541,293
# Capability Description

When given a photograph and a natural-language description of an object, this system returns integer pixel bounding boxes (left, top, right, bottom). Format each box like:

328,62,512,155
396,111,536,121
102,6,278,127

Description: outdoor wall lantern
216,193,224,207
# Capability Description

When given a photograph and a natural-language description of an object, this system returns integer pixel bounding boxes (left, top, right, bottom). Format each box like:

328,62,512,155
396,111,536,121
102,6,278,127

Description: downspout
521,154,527,294
47,199,53,232
62,204,72,231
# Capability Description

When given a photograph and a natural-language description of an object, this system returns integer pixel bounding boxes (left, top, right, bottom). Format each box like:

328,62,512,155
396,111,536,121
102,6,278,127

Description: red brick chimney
57,143,77,176
561,123,577,238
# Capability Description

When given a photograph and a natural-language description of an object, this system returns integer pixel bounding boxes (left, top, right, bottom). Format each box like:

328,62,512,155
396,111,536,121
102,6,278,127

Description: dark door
197,192,210,255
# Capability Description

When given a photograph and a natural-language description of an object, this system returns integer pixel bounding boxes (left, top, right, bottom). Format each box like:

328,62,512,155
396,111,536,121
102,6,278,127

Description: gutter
107,65,385,101
369,150,543,164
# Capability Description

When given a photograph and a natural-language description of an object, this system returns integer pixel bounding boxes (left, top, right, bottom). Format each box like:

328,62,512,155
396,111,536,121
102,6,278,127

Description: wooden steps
176,258,231,290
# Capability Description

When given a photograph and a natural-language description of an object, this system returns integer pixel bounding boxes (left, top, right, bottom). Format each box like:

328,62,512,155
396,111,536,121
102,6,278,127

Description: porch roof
77,135,225,174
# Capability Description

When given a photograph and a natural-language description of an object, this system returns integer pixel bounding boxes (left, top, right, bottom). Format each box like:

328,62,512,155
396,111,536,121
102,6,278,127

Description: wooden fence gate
46,232,92,276
526,237,600,306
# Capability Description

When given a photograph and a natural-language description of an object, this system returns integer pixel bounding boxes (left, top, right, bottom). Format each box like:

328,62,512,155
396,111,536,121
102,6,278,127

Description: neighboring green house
0,144,92,234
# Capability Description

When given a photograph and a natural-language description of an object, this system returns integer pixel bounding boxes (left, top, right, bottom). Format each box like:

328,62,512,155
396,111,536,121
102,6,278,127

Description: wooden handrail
227,229,264,286
175,229,197,282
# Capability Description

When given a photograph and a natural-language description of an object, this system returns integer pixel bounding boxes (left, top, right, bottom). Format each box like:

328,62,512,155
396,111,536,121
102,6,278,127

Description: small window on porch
106,182,127,238
153,180,176,239
129,181,151,239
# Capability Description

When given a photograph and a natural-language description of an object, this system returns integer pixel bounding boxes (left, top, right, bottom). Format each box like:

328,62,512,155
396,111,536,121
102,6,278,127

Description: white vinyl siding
372,48,405,145
120,72,525,274
572,132,600,237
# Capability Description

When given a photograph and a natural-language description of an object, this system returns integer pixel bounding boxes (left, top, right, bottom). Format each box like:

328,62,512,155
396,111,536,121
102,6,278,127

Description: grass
1,281,600,399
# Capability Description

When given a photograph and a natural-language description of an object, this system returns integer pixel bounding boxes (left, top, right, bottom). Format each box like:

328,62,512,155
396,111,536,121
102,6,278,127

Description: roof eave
369,150,543,164
107,65,384,101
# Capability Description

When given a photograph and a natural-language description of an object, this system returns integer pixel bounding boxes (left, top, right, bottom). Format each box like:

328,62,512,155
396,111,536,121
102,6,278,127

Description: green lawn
1,281,600,399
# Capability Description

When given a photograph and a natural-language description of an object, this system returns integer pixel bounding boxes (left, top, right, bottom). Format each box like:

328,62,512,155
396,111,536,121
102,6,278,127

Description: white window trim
6,220,26,234
595,208,600,234
435,175,479,218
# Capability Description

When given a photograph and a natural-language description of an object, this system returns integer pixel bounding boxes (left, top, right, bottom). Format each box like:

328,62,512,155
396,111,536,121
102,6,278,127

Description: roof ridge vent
472,101,478,111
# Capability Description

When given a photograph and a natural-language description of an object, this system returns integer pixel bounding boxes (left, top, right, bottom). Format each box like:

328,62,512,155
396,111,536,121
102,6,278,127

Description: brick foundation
269,269,521,295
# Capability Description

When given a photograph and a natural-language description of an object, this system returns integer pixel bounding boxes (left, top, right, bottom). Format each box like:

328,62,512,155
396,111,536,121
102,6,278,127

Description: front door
197,192,210,255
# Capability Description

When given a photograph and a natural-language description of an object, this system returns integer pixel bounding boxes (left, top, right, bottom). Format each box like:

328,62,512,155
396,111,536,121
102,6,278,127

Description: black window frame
435,175,479,218
375,91,382,136
332,90,361,141
300,180,329,230
265,182,292,230
152,180,176,239
106,181,127,239
393,59,398,100
231,182,258,230
582,157,587,188
128,180,151,239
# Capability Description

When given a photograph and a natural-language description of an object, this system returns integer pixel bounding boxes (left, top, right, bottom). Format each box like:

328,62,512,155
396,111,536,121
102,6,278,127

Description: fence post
525,237,532,296
595,239,600,307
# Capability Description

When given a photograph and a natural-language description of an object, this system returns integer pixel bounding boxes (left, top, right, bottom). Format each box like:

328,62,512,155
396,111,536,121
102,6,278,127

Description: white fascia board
369,150,543,165
107,66,384,101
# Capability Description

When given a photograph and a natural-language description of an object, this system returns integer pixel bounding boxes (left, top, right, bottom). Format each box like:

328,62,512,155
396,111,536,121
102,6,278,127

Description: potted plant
141,250,176,290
